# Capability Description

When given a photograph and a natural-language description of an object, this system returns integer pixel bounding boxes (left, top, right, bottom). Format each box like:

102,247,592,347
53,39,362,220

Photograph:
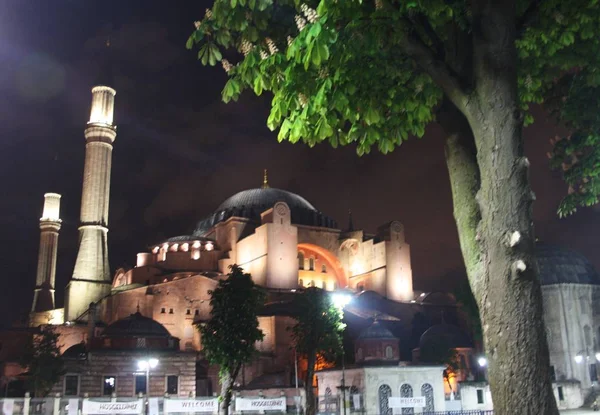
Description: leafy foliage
290,287,344,361
20,326,65,397
289,287,344,415
199,264,265,409
188,0,600,211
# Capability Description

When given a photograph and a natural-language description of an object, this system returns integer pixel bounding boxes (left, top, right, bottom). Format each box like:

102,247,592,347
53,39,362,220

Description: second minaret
65,85,117,322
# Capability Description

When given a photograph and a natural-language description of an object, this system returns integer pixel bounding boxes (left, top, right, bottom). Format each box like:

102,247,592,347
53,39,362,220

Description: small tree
20,325,64,397
199,265,266,415
290,287,344,415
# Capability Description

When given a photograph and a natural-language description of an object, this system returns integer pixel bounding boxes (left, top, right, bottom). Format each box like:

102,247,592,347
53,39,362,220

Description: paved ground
560,410,600,414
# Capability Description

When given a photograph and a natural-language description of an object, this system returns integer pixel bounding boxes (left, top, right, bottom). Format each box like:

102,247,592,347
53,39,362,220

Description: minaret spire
262,169,269,189
31,193,62,314
65,77,117,322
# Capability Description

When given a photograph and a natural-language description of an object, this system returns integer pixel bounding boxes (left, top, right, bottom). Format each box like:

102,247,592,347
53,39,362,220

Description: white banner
2,399,13,415
388,397,426,408
235,398,286,411
164,399,218,413
67,399,79,415
82,399,143,414
352,394,361,409
149,398,160,415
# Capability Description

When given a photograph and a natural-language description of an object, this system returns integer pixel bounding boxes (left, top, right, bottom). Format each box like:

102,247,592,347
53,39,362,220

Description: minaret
64,82,117,321
262,169,269,189
31,193,62,313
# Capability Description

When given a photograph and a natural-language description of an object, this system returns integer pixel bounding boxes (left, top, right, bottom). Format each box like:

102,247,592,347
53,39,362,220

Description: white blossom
260,50,269,60
221,59,233,73
266,38,279,55
287,36,295,46
205,8,213,19
240,39,253,56
298,93,308,108
375,0,383,9
295,15,307,32
301,4,319,23
194,21,202,29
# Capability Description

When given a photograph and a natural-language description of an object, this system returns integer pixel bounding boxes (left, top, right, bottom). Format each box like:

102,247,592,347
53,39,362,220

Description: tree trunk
304,352,317,415
448,1,559,413
219,371,234,415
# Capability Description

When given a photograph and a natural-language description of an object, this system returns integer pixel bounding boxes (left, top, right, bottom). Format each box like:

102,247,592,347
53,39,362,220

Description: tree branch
412,13,445,60
517,0,542,37
398,21,468,108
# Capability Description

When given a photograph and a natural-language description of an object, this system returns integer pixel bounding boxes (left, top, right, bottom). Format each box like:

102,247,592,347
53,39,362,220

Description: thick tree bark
219,365,241,415
454,1,559,413
304,352,317,415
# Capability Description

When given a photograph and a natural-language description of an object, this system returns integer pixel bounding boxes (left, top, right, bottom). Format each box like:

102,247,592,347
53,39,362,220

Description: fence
0,395,494,415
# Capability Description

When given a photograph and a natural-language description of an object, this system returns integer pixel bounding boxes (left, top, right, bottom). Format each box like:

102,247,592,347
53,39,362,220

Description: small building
52,312,196,397
317,321,446,414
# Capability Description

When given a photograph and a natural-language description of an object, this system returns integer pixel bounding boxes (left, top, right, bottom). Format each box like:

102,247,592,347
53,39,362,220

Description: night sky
1,1,599,326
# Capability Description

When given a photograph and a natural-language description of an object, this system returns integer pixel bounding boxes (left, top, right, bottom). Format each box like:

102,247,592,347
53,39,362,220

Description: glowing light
478,357,488,367
595,352,600,362
575,354,584,364
149,358,159,368
192,241,201,249
332,292,352,309
181,243,189,252
205,242,214,251
170,244,179,252
138,358,159,371
191,250,200,260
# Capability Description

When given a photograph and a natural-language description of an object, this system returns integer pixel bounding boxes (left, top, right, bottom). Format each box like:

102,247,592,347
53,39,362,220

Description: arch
378,384,392,415
421,383,434,413
584,325,592,347
298,252,305,270
350,385,360,410
400,384,414,415
385,345,393,359
325,386,333,412
297,243,348,289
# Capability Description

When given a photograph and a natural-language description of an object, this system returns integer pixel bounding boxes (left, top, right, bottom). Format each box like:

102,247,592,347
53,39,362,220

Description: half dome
537,244,600,286
102,312,171,338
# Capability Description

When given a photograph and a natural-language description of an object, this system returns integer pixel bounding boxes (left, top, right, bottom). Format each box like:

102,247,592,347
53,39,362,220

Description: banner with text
164,399,219,413
82,400,143,414
235,398,286,412
388,397,426,408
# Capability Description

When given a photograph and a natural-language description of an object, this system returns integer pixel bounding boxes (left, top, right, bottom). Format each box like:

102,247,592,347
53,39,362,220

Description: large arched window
298,252,305,270
378,384,392,415
400,384,414,415
309,257,315,271
350,386,360,411
421,383,434,413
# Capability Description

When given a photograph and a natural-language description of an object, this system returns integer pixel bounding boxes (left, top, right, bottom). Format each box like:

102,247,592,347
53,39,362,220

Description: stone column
31,193,62,312
65,85,117,321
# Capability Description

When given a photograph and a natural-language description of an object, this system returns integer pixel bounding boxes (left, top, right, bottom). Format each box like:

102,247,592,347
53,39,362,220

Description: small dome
63,342,87,358
193,187,337,235
102,312,171,338
419,323,471,349
358,320,396,340
537,244,600,286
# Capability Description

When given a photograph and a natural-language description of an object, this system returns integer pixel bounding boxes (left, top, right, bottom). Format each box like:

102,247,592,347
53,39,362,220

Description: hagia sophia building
2,72,600,411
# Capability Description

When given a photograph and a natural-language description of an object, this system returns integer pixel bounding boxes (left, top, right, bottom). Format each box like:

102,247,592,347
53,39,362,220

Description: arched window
299,279,304,287
350,386,360,410
321,264,327,273
421,383,434,413
385,346,393,359
298,252,305,270
400,384,414,415
309,258,315,271
584,325,592,347
325,387,333,412
356,348,363,361
378,384,392,415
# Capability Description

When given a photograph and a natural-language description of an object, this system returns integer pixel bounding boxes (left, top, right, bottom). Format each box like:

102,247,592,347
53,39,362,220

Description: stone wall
53,350,196,398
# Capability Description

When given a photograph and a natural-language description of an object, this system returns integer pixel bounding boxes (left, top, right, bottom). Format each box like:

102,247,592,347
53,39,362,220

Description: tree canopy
199,264,265,414
188,0,600,215
20,325,64,397
289,287,344,415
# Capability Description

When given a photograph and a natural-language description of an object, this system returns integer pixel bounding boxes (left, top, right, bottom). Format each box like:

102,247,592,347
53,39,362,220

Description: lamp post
331,291,353,415
138,358,159,397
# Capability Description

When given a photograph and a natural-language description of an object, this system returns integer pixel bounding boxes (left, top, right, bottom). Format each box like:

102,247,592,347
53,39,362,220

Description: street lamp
138,358,159,397
477,357,488,368
331,291,353,415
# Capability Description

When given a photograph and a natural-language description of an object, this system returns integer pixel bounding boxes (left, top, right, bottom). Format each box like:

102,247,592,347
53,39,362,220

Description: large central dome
193,187,337,236
217,188,316,212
